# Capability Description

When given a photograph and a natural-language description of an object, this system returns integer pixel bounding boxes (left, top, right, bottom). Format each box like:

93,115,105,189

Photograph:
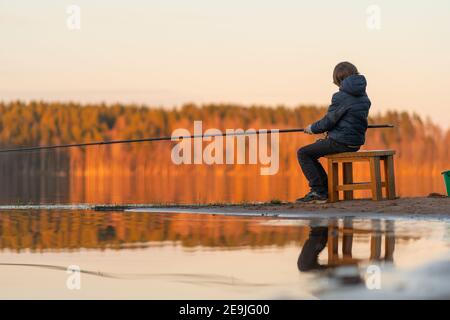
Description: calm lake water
1,209,450,299
0,146,446,205
0,173,445,205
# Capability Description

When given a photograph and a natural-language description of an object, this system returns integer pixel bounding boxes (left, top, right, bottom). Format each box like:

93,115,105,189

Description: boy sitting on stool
297,62,371,203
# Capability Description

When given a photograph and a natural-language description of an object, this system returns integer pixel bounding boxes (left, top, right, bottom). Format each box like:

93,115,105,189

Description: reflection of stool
327,221,396,265
325,150,396,202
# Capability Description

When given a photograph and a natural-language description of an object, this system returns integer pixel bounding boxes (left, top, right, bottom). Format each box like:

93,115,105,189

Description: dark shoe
296,191,328,204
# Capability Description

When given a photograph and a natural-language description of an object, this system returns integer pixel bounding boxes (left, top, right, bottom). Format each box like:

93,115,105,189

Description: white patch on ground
318,255,450,299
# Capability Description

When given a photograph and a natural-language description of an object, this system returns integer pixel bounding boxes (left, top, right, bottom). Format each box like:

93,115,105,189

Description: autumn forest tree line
0,101,448,202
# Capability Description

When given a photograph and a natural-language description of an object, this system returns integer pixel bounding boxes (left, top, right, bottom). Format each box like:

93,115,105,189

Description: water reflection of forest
0,212,418,252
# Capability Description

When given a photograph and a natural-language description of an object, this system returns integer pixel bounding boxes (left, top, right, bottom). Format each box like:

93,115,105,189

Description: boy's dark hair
333,62,359,86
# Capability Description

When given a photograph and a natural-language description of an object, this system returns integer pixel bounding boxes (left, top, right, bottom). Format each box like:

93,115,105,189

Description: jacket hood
340,74,367,96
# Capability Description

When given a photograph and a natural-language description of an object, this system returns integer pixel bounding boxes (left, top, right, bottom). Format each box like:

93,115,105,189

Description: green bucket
443,170,450,196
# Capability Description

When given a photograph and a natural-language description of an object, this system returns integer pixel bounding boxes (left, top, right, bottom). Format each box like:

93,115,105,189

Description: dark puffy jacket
311,74,371,146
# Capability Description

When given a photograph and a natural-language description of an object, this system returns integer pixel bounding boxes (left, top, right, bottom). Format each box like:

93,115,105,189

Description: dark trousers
297,138,359,195
297,226,328,271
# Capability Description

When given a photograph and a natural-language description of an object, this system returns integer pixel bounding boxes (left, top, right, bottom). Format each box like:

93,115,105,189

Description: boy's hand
304,124,313,135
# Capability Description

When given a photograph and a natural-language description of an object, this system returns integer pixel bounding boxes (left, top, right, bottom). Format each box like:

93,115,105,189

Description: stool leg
342,162,354,200
370,234,382,260
342,218,353,258
384,220,395,261
328,159,339,202
384,155,396,200
370,220,382,260
369,157,382,201
328,221,339,264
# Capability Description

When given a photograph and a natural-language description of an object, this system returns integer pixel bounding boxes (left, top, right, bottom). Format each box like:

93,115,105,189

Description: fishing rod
0,124,394,154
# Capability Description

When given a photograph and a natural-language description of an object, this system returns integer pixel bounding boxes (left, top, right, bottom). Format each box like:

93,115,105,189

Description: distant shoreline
119,196,450,219
1,196,448,219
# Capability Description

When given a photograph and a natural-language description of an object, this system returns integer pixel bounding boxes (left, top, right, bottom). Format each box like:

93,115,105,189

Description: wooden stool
325,150,396,202
326,220,396,265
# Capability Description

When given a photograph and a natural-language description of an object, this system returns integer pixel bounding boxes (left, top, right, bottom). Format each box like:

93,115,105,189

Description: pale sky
1,0,450,128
